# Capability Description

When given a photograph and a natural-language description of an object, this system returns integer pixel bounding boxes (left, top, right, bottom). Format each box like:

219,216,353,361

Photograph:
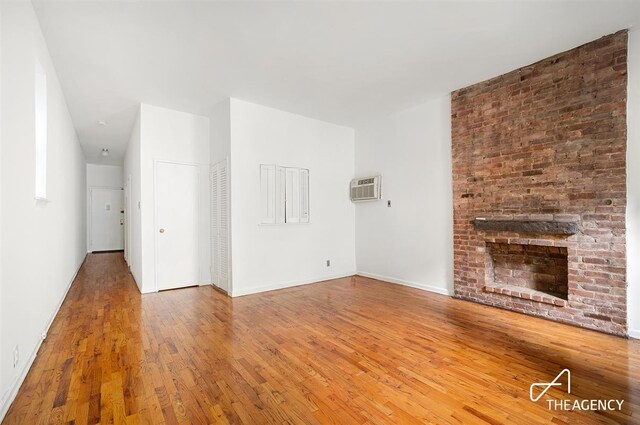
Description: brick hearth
451,31,628,335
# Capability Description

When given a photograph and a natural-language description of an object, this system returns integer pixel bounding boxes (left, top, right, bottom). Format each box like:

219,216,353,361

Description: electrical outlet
13,345,19,368
326,260,331,267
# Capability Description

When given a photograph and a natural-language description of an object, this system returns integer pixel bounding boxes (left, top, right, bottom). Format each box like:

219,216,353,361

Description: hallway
2,253,640,424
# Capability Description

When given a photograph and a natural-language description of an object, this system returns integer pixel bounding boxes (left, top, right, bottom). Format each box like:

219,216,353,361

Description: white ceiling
33,1,640,165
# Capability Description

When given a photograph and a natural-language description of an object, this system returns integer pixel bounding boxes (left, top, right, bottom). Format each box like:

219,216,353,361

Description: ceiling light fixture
101,148,109,157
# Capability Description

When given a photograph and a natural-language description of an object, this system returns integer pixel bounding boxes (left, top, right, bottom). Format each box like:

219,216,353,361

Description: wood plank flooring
3,252,640,424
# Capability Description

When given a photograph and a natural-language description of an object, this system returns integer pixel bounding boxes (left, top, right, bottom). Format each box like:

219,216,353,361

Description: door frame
88,186,124,252
153,160,201,292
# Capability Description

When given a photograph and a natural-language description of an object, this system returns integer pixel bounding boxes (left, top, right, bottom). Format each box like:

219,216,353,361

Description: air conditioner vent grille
350,175,381,202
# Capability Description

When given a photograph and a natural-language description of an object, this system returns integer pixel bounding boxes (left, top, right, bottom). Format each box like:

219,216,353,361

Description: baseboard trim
629,328,640,340
356,271,453,297
0,254,87,422
129,268,144,293
231,271,357,297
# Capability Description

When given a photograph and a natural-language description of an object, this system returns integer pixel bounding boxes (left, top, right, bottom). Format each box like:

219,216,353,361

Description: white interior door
211,158,230,292
156,162,200,291
90,188,124,252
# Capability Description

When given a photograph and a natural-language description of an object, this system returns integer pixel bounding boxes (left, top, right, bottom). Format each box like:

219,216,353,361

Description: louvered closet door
218,160,229,291
211,158,230,293
211,164,220,287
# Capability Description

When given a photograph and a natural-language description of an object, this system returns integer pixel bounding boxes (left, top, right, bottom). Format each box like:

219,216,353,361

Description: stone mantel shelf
473,218,579,235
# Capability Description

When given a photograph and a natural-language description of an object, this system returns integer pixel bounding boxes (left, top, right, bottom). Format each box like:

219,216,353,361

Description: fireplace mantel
473,218,579,235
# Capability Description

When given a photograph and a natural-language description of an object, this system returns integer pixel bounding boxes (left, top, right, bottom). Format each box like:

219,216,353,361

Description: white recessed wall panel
229,99,356,296
354,96,453,296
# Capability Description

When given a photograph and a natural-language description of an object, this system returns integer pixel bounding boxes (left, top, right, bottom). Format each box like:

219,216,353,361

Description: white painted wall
123,109,142,288
0,1,86,418
627,28,640,339
229,99,356,296
0,0,4,397
354,96,454,296
209,99,231,165
87,163,123,188
86,164,123,251
139,104,210,293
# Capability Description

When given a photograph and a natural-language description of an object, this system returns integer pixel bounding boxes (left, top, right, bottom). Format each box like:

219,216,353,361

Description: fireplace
450,31,628,336
485,242,568,304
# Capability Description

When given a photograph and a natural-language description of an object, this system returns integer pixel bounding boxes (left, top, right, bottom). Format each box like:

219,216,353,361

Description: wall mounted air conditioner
350,175,382,202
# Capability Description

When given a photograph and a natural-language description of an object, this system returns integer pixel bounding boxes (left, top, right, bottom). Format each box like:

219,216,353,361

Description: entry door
90,188,124,252
155,161,200,291
211,158,230,292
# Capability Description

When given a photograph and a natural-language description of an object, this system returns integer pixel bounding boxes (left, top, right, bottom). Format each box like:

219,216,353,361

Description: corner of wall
627,28,640,338
0,254,87,422
356,271,454,297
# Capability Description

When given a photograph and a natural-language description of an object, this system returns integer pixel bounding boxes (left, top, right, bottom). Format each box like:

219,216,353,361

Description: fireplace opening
485,243,568,302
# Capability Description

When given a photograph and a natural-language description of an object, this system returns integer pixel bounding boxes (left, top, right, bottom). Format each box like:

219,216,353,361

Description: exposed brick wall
451,31,628,336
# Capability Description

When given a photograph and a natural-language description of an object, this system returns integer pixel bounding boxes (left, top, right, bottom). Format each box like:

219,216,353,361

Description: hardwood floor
3,253,640,424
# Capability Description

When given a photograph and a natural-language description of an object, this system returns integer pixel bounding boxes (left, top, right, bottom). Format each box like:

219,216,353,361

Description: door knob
159,228,165,233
